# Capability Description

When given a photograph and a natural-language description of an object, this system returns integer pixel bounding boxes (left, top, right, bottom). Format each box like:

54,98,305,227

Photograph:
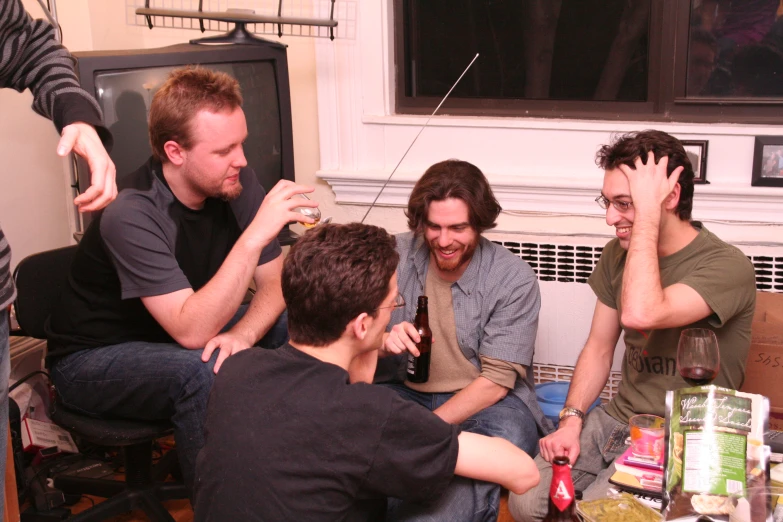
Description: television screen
95,61,283,191
73,43,296,239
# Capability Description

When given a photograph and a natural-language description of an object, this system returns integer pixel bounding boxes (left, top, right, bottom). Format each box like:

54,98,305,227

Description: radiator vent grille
496,241,603,283
533,364,621,403
748,255,783,292
494,240,782,292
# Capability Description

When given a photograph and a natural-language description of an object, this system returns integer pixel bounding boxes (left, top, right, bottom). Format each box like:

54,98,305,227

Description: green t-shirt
588,223,756,424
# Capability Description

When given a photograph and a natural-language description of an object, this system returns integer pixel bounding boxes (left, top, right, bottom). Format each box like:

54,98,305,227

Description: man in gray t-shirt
46,67,316,489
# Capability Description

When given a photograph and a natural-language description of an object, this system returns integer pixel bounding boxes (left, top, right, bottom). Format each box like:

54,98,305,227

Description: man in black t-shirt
193,223,540,521
46,67,317,489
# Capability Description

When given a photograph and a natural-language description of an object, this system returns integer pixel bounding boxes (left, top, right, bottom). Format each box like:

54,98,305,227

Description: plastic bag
662,385,769,520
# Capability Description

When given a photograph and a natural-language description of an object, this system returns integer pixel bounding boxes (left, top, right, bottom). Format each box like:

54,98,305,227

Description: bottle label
549,469,575,512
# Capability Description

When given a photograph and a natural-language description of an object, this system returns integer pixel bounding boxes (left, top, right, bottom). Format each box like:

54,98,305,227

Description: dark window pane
403,0,650,102
688,0,783,97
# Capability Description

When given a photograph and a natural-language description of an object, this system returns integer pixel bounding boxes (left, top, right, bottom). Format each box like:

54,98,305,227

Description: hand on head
618,151,683,213
58,122,118,212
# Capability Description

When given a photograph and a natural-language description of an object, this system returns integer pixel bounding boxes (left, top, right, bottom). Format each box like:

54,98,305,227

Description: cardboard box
21,418,78,454
740,291,783,429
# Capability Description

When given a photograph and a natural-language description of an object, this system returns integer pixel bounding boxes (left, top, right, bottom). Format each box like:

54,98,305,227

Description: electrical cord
18,452,82,504
9,370,50,393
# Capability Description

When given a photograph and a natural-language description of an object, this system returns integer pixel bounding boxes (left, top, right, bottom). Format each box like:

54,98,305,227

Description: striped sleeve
0,228,15,311
0,0,107,136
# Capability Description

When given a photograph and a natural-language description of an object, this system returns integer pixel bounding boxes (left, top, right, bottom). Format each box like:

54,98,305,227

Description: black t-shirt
193,344,460,522
46,158,281,357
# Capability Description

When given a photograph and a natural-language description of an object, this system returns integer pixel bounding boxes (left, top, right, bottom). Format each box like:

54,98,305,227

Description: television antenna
35,0,61,42
136,1,338,44
360,53,480,224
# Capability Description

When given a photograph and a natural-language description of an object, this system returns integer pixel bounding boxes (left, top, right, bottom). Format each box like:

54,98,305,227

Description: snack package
662,385,770,520
577,491,663,522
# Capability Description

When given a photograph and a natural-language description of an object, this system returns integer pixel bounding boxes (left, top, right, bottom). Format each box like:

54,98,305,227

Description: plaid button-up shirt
378,232,553,435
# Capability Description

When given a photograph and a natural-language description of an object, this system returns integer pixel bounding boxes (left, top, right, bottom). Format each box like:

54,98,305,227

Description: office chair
13,245,188,521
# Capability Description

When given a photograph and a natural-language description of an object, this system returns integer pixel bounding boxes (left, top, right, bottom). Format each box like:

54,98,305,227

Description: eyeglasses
595,195,633,212
377,293,406,310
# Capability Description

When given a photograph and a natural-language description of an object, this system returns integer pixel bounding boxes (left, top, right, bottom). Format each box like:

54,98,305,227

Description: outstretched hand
58,122,117,212
618,151,682,213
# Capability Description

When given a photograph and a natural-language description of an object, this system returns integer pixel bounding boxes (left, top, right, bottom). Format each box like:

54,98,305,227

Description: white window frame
314,1,783,224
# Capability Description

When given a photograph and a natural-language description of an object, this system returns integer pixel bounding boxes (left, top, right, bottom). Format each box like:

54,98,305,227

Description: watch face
559,407,583,419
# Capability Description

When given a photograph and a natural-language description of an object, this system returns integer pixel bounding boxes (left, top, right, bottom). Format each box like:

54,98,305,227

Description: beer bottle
543,456,579,521
406,296,432,383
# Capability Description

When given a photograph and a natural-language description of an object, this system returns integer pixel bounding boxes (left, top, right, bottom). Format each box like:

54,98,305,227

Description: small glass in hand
677,328,720,387
293,193,321,228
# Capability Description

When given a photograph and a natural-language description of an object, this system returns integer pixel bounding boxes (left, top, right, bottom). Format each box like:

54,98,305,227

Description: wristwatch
558,406,585,422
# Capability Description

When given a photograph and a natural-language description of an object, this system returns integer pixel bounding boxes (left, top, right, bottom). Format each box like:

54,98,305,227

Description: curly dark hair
406,160,501,235
595,130,695,221
282,223,399,347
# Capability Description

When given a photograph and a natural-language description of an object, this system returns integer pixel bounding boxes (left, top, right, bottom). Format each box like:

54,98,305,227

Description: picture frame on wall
681,140,709,184
752,136,783,187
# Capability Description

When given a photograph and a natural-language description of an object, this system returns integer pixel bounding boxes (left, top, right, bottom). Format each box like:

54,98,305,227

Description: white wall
312,1,783,248
0,0,321,269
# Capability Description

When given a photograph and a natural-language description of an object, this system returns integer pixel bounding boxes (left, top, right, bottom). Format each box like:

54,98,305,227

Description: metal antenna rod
360,53,479,224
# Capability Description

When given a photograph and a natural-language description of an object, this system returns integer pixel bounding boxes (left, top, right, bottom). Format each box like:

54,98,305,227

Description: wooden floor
57,484,515,521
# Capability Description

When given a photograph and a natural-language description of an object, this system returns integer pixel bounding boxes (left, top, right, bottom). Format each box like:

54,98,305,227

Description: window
395,0,783,123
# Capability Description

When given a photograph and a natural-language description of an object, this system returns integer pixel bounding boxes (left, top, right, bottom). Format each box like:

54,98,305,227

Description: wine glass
293,193,322,229
677,328,720,387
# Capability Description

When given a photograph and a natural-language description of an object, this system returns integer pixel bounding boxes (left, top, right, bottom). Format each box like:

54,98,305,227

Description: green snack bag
662,385,770,520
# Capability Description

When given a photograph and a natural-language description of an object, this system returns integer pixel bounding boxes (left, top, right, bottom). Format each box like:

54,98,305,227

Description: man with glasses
193,223,541,521
510,130,756,521
374,160,548,522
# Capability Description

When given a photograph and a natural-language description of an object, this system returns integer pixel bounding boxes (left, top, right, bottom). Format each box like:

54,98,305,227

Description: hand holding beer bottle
543,456,579,521
406,296,432,383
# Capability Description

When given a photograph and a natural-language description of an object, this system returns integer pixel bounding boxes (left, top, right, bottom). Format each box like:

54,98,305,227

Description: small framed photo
752,136,783,187
681,140,709,184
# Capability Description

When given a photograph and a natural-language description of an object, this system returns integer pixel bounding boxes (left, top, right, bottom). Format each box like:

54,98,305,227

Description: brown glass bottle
406,296,432,383
543,456,579,521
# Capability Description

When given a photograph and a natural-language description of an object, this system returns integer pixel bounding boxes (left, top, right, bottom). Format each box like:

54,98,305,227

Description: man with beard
193,223,540,521
509,130,756,522
375,160,549,522
46,67,316,490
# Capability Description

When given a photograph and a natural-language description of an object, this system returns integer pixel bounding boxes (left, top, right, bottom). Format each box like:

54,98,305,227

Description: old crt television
73,42,295,240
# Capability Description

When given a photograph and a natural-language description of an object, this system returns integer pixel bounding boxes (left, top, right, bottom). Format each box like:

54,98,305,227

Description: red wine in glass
677,328,720,387
680,366,718,386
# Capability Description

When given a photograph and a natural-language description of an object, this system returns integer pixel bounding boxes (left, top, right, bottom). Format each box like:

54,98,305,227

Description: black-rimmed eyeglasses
595,195,633,212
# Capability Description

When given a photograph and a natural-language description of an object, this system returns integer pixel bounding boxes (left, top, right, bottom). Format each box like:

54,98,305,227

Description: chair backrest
13,245,77,340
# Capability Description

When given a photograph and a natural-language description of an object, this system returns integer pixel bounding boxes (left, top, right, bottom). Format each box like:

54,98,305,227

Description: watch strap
559,406,586,421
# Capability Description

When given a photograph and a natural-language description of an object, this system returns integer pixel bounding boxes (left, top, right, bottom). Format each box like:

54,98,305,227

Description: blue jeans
508,405,630,522
50,309,288,490
0,310,10,517
385,383,540,522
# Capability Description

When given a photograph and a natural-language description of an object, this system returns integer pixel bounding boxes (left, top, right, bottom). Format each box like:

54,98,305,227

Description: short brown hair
282,223,399,347
406,160,501,235
148,66,243,163
595,130,695,221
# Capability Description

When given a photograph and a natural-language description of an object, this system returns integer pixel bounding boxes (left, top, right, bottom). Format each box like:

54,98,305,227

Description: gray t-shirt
47,158,281,357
